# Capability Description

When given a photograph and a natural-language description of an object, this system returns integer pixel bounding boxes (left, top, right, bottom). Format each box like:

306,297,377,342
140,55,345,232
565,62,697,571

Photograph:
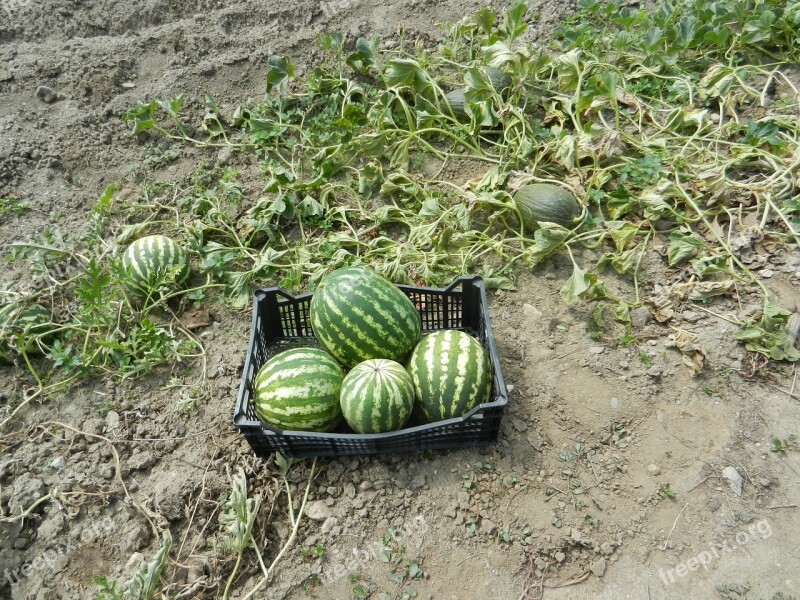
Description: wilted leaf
668,330,706,376
527,223,570,267
560,263,597,304
606,221,640,252
481,266,515,291
668,228,705,266
597,248,639,274
646,293,674,323
670,279,734,301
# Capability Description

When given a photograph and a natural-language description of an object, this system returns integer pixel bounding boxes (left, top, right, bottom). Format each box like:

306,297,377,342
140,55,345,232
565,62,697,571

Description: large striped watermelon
253,348,344,432
121,234,189,295
407,330,492,423
309,266,421,368
0,303,52,363
340,359,415,434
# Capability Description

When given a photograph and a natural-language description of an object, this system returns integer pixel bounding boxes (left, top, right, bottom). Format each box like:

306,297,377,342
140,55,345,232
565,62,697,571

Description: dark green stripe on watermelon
253,347,344,432
407,329,491,423
0,303,53,363
310,266,421,368
340,359,415,434
122,234,189,295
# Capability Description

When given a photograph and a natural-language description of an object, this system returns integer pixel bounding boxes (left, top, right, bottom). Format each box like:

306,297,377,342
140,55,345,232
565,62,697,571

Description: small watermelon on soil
121,234,189,296
310,266,421,368
339,358,415,434
0,303,52,363
253,347,344,432
407,330,492,423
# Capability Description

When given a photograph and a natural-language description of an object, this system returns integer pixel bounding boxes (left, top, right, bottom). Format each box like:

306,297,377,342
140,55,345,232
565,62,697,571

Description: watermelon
121,234,189,295
407,330,492,423
0,303,52,363
339,359,415,434
253,348,344,432
309,266,421,368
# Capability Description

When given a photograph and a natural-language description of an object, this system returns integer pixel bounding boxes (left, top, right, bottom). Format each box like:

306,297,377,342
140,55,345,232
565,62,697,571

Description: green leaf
560,263,597,304
122,101,156,135
156,95,184,119
668,228,704,266
690,254,728,276
474,7,496,33
298,195,325,218
453,204,470,231
266,56,295,92
464,68,493,96
643,26,663,49
743,9,777,44
735,326,800,362
674,14,698,48
384,58,430,93
123,531,171,599
201,93,226,137
418,198,441,218
93,183,118,216
346,36,380,74
763,300,791,333
380,172,423,202
499,1,528,42
316,32,345,53
358,162,383,197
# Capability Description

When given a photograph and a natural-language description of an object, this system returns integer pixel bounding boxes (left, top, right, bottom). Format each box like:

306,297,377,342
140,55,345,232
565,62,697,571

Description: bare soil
1,1,799,600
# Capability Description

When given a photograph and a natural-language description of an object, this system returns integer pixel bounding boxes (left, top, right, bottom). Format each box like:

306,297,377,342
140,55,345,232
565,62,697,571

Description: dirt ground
1,1,799,599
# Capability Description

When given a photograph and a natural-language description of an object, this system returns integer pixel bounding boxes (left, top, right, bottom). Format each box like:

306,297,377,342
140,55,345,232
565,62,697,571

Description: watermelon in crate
407,330,492,423
309,266,420,368
339,359,415,434
253,347,344,432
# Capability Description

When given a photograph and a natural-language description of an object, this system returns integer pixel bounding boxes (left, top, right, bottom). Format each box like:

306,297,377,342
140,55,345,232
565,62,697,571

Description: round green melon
253,347,344,432
407,330,492,423
121,235,189,296
513,183,582,230
340,359,415,434
0,303,52,363
310,266,421,369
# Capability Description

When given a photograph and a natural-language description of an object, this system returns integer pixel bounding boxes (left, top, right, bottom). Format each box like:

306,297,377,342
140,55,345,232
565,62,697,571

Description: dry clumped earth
1,1,800,600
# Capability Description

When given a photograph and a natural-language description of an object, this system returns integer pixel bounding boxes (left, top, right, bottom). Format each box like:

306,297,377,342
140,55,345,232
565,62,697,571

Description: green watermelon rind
340,358,415,434
121,235,190,295
0,303,52,363
253,347,344,432
407,330,492,423
309,266,421,369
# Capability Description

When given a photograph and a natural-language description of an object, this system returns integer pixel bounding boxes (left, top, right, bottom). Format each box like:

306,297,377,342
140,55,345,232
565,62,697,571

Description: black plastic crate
233,276,508,458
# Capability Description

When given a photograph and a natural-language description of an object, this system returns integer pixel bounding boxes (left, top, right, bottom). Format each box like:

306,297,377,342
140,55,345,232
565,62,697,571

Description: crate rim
232,275,508,442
